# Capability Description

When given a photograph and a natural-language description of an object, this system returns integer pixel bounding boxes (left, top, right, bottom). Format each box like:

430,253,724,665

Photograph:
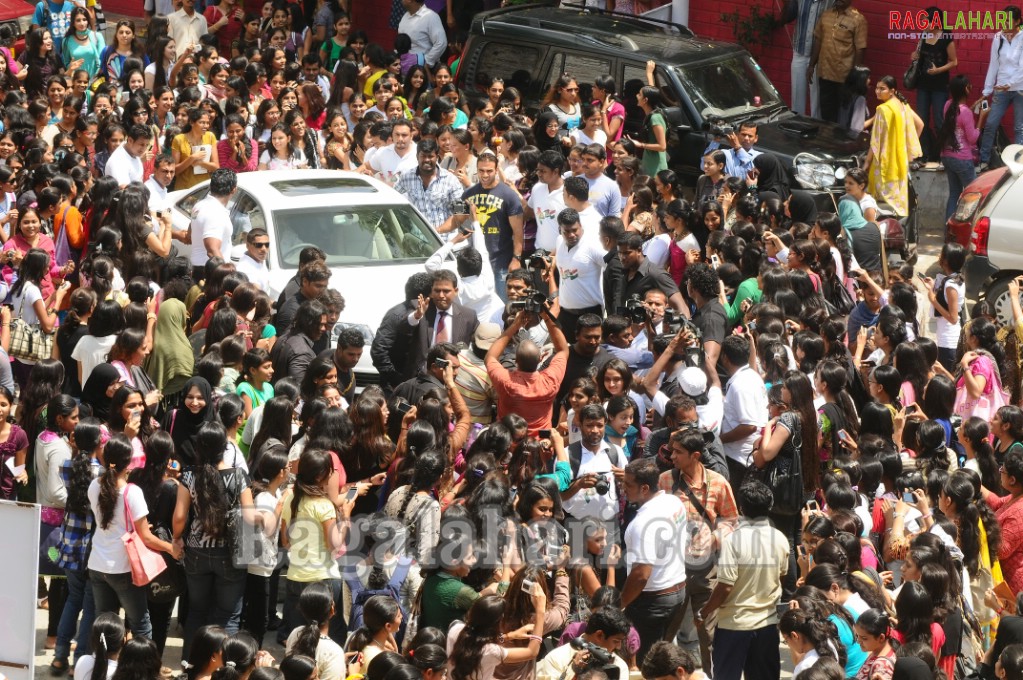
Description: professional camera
655,312,705,369
709,121,734,137
568,637,619,680
521,248,552,271
593,472,610,496
450,199,471,215
620,294,647,324
507,289,549,315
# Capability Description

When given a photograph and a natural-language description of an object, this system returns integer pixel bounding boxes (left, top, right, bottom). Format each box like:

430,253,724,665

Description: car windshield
272,205,440,268
674,54,782,121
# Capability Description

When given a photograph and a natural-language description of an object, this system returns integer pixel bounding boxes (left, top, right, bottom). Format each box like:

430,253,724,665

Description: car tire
981,274,1023,326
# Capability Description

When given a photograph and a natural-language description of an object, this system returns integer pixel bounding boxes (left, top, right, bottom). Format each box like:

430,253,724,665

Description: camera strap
671,468,714,528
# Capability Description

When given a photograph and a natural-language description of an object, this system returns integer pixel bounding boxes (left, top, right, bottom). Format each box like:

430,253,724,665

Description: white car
166,170,443,382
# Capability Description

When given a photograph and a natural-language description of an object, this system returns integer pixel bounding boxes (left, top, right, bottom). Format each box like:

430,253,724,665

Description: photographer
618,232,688,314
485,307,568,435
536,607,632,680
561,404,625,527
556,207,607,343
686,263,727,388
601,315,653,370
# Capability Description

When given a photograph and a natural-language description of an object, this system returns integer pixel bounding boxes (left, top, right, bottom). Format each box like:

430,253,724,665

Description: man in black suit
406,269,479,376
371,272,434,392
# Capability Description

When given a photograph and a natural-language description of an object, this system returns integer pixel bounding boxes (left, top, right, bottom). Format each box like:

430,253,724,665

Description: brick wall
687,0,993,118
353,0,398,48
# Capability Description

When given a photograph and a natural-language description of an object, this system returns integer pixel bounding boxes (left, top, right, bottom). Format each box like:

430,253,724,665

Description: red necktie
436,311,449,344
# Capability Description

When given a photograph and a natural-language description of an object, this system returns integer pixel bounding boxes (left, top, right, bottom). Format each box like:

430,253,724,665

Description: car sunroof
269,178,379,196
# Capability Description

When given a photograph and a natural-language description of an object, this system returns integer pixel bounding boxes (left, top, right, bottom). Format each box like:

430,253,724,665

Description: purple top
941,101,981,161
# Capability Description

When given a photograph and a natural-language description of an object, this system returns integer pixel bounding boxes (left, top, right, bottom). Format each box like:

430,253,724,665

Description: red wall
686,0,992,115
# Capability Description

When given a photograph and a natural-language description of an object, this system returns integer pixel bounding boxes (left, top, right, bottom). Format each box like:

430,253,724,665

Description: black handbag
904,40,924,90
147,525,186,603
748,418,804,515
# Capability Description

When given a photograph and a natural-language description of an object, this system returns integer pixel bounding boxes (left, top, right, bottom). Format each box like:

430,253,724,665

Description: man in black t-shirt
618,232,687,313
686,263,727,389
462,151,524,301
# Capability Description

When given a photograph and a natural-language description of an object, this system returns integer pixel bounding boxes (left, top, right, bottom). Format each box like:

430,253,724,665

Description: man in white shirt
536,608,632,680
235,228,272,292
555,207,605,342
396,0,447,68
366,119,417,186
168,0,208,57
104,124,152,188
187,168,236,277
145,155,176,213
561,404,626,526
580,143,622,217
980,7,1023,168
424,225,502,323
526,150,566,252
562,176,602,237
719,334,768,492
621,457,688,665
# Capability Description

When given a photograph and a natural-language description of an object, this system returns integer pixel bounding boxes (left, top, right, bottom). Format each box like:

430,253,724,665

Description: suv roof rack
556,0,695,37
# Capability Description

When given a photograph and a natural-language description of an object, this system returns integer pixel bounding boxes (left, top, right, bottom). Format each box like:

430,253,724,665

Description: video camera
569,637,619,680
620,294,647,324
507,288,549,315
655,310,705,369
709,121,734,137
520,248,552,271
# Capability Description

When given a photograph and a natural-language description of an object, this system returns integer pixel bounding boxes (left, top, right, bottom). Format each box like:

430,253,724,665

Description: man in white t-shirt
580,143,622,217
235,228,272,292
105,124,153,188
621,457,688,665
561,404,625,525
562,176,602,237
555,207,605,343
144,155,176,213
526,150,566,252
187,169,237,276
366,119,417,185
719,335,768,490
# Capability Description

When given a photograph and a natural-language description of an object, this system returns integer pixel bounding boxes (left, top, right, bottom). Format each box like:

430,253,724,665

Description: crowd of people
6,1,1023,680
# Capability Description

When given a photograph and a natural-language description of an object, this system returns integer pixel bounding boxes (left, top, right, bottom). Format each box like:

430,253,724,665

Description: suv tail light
972,216,991,256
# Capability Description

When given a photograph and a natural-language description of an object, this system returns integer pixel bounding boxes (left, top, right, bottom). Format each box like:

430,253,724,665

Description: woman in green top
418,538,501,634
237,348,275,419
628,86,668,177
723,242,765,326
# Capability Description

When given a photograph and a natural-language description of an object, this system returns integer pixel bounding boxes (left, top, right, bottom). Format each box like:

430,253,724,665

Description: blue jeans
56,568,95,664
916,88,948,161
942,155,977,220
182,548,247,657
980,90,1023,163
90,569,152,640
493,264,509,303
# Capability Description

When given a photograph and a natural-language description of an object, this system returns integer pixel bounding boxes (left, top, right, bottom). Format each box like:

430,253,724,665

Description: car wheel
982,275,1023,326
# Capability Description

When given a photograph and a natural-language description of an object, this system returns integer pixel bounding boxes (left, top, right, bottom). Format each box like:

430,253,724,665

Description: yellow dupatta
875,98,908,185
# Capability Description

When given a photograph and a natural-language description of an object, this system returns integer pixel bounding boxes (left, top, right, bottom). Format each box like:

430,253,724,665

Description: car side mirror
675,124,692,135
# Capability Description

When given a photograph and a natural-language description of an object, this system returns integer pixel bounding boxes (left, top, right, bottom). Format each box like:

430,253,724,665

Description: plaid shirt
56,458,101,572
658,464,739,562
394,166,464,230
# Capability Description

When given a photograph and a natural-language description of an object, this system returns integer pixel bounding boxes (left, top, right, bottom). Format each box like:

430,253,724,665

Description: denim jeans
916,87,948,161
713,625,781,680
980,90,1023,163
182,548,247,657
790,52,819,118
493,265,509,303
55,568,95,664
90,569,152,639
942,155,977,220
625,586,686,665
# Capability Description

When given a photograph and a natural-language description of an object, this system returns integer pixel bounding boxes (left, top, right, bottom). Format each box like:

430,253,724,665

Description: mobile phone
168,460,181,471
905,404,919,414
837,429,850,444
521,578,535,594
748,320,757,331
806,500,819,512
916,272,928,282
433,358,450,369
395,400,412,415
797,544,807,558
981,100,990,111
903,491,916,503
345,486,359,501
710,254,721,268
539,429,552,439
458,221,474,235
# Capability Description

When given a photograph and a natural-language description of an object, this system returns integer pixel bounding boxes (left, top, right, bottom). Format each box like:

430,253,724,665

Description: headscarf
168,377,215,466
532,111,564,154
787,190,818,226
753,153,790,200
838,196,868,232
144,298,195,395
892,658,932,680
80,363,122,422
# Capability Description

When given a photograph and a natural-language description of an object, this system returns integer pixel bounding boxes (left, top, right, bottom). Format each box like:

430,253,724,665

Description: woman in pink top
217,113,259,173
593,75,625,164
938,75,988,220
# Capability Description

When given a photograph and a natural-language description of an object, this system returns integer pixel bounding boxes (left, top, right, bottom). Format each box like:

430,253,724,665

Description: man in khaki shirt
808,0,868,124
698,479,788,680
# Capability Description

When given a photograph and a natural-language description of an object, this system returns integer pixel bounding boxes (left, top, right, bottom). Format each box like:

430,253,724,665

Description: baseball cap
474,323,502,350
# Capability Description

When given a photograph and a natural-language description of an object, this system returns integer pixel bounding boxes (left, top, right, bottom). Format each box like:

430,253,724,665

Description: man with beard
395,138,464,234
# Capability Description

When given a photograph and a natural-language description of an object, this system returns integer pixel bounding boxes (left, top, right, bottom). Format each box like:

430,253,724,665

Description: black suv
458,3,873,207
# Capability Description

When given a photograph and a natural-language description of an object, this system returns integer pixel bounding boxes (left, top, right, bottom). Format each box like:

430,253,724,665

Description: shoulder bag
903,40,924,90
121,484,168,586
9,288,55,363
747,415,804,516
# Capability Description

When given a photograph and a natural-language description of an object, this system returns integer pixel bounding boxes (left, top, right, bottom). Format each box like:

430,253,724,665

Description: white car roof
222,170,412,210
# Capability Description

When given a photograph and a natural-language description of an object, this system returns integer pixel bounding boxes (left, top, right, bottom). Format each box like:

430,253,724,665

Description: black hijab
80,363,122,422
168,377,215,466
892,658,932,680
787,189,819,226
532,111,565,154
753,153,790,200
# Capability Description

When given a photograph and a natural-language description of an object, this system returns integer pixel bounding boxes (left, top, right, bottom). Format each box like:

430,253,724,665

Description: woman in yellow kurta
171,107,220,190
865,76,923,217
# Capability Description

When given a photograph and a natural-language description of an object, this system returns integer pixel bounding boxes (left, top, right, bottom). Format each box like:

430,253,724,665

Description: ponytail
779,608,846,667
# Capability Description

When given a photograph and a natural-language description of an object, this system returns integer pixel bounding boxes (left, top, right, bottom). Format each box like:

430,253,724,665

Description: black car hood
752,113,868,161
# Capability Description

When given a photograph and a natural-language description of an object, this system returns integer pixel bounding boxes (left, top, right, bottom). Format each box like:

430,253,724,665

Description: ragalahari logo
888,9,1019,40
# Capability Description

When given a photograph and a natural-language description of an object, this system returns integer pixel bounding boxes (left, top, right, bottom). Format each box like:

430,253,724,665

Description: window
174,186,208,217
272,205,439,268
472,42,541,99
230,191,265,244
543,52,612,104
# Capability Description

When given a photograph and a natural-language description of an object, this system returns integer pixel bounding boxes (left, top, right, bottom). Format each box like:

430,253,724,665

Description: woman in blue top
99,20,147,83
61,7,104,75
793,586,869,677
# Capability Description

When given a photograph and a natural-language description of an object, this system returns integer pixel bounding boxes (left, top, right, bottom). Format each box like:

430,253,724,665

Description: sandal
50,659,69,675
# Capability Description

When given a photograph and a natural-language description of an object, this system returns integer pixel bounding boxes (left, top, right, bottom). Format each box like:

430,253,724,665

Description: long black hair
248,396,294,470
110,637,161,680
894,581,934,647
191,422,229,538
67,417,103,516
90,613,126,680
184,626,228,680
779,607,846,667
937,75,970,152
97,434,134,529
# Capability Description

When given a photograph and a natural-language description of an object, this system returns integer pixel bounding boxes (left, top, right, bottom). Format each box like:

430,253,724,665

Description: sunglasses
252,242,270,248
